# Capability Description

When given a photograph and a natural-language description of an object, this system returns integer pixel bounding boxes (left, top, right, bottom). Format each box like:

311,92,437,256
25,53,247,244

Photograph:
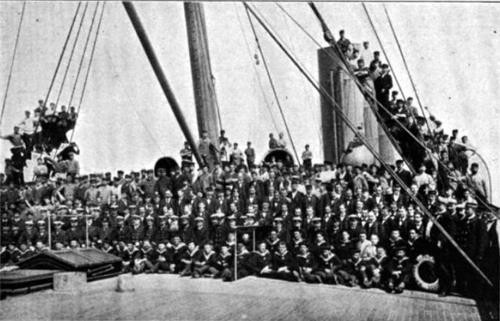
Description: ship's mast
184,2,220,145
123,1,203,166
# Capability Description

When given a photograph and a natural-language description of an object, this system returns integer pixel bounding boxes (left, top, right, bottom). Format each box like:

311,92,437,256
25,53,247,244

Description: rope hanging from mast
70,2,106,143
32,2,82,137
0,1,27,127
285,3,437,176
278,3,498,214
244,4,301,165
361,4,407,104
279,8,323,150
382,4,433,136
43,2,82,109
243,2,493,288
67,2,100,111
233,4,280,133
54,2,90,107
302,3,416,173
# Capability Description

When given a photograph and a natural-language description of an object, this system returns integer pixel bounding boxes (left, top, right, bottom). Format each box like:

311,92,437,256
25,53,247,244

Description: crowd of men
1,100,78,186
0,31,498,300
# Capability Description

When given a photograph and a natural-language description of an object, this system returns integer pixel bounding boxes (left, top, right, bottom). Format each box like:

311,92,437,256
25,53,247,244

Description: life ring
413,254,439,292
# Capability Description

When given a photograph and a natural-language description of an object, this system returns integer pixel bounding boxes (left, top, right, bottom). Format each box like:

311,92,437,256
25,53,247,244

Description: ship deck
0,274,497,321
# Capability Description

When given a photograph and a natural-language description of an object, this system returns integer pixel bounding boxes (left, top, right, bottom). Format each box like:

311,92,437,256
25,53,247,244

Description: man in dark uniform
374,64,393,110
395,160,413,188
193,217,209,247
209,212,227,251
269,241,296,281
180,142,193,166
51,220,67,248
18,220,38,246
385,246,412,294
129,215,145,243
152,243,172,273
312,245,342,284
115,216,129,243
294,243,319,283
193,242,219,278
169,235,187,273
461,202,487,293
244,142,255,169
430,203,457,297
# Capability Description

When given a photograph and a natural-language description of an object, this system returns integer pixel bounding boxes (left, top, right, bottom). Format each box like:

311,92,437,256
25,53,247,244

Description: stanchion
47,212,52,250
85,213,89,247
234,229,238,281
252,228,256,251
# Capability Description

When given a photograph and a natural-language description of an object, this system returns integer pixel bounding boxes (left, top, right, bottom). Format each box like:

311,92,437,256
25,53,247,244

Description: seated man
385,246,412,294
221,243,252,282
132,241,156,274
153,243,173,273
121,242,139,273
342,249,363,287
293,244,319,283
357,251,382,288
248,242,273,277
169,235,187,273
179,241,200,277
312,245,342,284
193,242,219,278
269,241,296,281
216,245,233,281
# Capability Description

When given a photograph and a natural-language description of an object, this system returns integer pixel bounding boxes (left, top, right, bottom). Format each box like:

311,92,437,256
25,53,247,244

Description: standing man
198,130,218,168
277,132,287,149
19,110,36,153
374,64,393,109
360,41,371,67
301,145,313,172
336,30,351,54
268,133,279,150
245,141,255,169
369,51,382,76
405,97,419,118
466,163,488,204
180,142,193,166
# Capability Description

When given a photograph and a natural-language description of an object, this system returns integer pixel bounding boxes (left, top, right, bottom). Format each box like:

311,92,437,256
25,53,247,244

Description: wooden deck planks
0,275,494,321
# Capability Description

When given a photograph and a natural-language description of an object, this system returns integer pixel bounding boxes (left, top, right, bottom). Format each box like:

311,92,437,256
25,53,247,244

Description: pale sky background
1,1,499,204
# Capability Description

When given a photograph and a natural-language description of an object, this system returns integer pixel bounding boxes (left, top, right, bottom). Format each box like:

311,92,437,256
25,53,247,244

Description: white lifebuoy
413,254,440,292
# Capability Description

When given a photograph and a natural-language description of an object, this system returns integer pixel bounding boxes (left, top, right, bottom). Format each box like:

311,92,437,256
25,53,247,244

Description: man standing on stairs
374,64,393,110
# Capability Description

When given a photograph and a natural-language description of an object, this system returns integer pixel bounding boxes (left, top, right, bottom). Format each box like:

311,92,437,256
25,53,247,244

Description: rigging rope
234,4,280,133
32,2,82,137
101,34,166,156
360,4,407,104
279,7,323,151
54,2,90,107
0,1,26,127
42,2,82,109
244,5,301,165
280,2,414,173
69,2,106,143
382,4,433,136
292,2,499,217
67,2,100,111
244,2,493,288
